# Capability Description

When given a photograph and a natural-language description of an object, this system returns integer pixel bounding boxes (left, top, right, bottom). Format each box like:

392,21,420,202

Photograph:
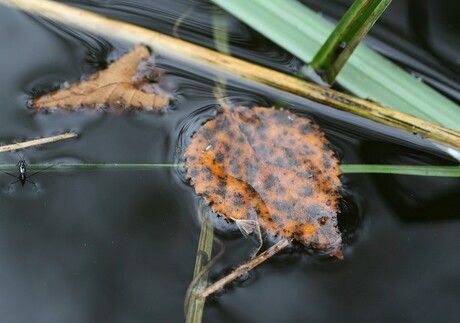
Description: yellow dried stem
1,0,459,148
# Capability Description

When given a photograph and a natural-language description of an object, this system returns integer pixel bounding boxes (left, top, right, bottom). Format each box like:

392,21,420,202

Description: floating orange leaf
32,45,169,111
185,106,343,256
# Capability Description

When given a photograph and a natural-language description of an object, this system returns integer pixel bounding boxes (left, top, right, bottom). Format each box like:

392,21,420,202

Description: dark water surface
1,1,459,322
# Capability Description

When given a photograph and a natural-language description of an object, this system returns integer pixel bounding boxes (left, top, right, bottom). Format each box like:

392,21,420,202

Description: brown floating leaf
185,106,343,256
32,45,169,111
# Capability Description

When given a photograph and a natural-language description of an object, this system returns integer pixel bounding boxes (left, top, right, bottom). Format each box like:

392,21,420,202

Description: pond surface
0,1,459,322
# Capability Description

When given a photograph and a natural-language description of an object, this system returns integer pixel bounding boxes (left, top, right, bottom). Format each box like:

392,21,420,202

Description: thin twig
198,238,291,299
0,132,78,152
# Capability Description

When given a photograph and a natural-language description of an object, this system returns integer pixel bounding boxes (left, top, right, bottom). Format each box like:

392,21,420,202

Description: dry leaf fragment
32,45,169,111
185,106,343,256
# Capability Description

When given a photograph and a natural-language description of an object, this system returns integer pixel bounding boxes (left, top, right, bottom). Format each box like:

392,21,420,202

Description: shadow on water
0,0,459,322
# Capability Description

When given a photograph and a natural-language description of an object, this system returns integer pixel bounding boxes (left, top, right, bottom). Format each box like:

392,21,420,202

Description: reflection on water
0,0,459,322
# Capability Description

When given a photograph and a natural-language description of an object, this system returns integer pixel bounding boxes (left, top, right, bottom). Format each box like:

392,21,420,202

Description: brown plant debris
0,133,78,152
32,45,169,111
185,106,343,257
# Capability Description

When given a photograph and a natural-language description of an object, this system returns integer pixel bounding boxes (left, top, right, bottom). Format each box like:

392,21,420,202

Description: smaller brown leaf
32,45,169,111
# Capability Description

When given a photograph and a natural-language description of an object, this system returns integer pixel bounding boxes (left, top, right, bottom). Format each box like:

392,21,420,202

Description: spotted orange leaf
185,106,343,256
32,45,169,111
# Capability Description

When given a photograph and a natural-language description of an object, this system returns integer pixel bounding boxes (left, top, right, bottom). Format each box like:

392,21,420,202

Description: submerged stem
184,9,231,322
185,217,225,323
0,163,183,172
0,163,458,177
198,238,291,299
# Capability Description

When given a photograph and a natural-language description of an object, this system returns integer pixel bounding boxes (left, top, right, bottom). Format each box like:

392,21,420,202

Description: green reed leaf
340,164,460,177
1,164,458,177
310,0,392,84
212,0,460,131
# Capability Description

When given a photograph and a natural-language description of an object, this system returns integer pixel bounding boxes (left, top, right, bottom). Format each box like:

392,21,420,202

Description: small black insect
335,41,348,55
0,153,55,192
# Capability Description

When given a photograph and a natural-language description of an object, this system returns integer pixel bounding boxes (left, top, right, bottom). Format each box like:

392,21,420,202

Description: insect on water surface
0,152,55,192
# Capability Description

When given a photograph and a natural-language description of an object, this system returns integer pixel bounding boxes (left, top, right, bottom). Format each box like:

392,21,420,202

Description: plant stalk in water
0,164,182,172
340,164,460,177
0,164,458,177
198,238,291,299
185,216,216,323
1,0,459,148
211,0,460,130
310,0,392,84
185,10,231,322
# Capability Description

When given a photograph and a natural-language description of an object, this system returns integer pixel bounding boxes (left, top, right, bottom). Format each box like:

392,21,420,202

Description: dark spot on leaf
276,156,284,166
233,197,245,207
303,185,313,196
232,163,242,175
276,186,285,194
306,204,321,217
259,131,268,141
215,152,225,163
271,215,281,224
300,124,312,134
234,148,243,157
264,174,276,191
322,154,331,169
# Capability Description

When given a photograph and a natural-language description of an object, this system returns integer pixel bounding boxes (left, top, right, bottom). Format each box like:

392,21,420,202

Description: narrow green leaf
340,164,460,177
1,163,458,177
212,0,460,130
0,163,183,172
310,0,392,84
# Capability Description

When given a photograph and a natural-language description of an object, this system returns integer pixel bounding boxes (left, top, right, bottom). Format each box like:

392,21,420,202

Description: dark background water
0,1,459,322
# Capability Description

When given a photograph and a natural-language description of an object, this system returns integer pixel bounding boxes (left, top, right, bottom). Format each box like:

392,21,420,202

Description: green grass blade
0,163,182,172
340,164,460,177
310,0,392,84
212,0,460,130
1,163,458,177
